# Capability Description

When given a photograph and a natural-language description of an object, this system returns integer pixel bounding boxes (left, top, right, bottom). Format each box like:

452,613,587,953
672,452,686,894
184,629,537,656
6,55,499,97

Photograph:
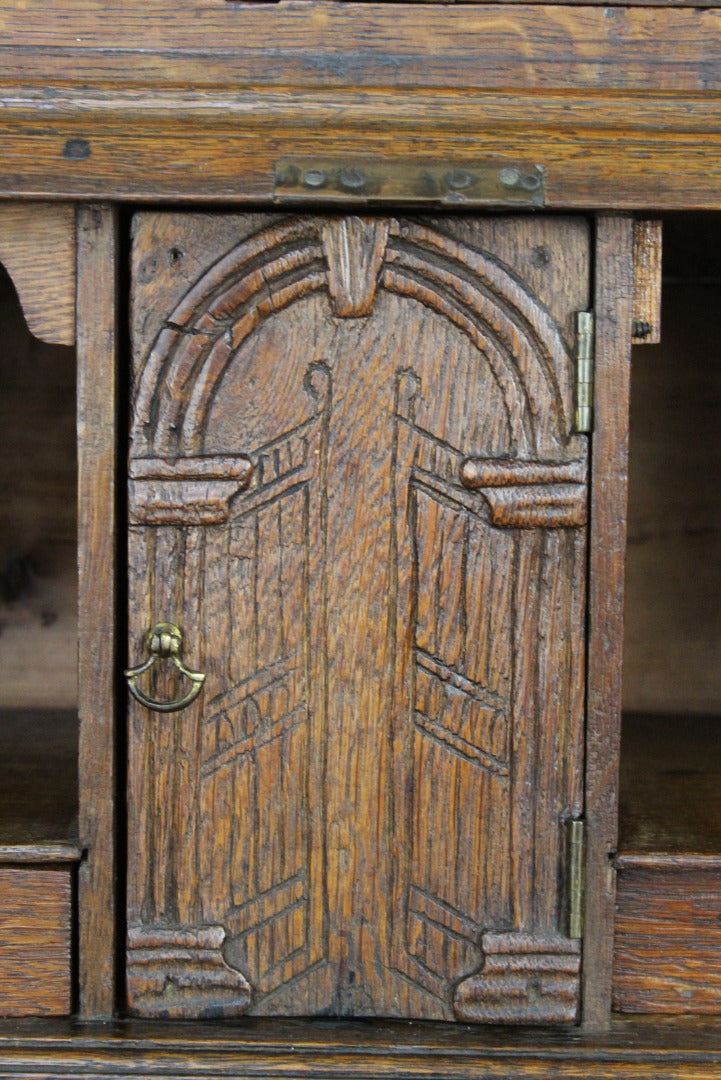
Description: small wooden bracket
632,220,662,345
0,203,76,346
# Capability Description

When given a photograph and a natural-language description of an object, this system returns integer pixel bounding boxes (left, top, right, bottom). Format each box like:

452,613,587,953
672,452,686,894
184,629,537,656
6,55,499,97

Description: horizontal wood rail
2,1017,721,1077
1,3,721,207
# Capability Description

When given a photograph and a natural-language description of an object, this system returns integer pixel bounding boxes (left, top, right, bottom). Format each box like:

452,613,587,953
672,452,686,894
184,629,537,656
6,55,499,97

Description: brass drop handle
124,622,206,713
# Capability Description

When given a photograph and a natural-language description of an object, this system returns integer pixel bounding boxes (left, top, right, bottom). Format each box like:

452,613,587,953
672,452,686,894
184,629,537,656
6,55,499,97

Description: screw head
302,169,329,189
499,167,521,188
520,172,542,192
633,320,653,339
338,167,368,192
445,169,474,191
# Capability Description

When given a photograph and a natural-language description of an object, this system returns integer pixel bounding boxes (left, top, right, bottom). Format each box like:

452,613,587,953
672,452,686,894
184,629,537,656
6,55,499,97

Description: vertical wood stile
77,204,119,1017
582,215,634,1028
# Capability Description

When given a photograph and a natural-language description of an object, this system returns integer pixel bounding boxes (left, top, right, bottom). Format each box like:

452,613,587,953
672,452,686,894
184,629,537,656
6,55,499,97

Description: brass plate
273,157,545,207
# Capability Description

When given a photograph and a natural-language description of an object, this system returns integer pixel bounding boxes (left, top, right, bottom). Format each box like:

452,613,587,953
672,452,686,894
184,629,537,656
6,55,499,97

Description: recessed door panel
126,213,590,1022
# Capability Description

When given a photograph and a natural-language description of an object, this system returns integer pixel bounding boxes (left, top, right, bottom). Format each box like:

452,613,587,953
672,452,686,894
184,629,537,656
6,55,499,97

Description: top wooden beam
1,2,721,208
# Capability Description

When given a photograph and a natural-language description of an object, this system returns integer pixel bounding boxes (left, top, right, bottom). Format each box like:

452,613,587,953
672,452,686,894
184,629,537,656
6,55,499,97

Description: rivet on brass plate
274,158,545,207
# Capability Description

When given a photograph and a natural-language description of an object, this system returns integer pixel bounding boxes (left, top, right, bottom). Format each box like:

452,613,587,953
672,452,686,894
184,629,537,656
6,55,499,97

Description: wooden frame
583,215,635,1027
77,205,119,1018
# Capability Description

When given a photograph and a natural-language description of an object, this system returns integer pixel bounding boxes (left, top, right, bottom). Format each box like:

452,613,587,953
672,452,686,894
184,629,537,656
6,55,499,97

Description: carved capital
453,932,581,1024
460,457,587,528
129,455,253,525
127,925,252,1019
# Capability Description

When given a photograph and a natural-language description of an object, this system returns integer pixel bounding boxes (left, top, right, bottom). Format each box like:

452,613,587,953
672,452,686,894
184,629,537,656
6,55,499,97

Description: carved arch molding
127,214,588,1024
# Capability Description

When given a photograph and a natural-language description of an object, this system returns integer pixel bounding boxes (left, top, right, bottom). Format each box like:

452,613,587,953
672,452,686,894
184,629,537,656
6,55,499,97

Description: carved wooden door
125,212,590,1023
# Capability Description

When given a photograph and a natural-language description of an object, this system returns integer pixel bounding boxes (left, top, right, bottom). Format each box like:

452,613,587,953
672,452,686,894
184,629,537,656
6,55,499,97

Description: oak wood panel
2,91,721,210
0,868,72,1017
76,204,118,1019
1,6,721,206
582,215,635,1029
127,212,590,1022
1,4,721,91
0,204,75,346
614,859,721,1014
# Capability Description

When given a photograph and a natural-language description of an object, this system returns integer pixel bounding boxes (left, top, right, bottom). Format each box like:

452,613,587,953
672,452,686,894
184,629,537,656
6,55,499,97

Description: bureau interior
0,211,720,1014
620,212,721,858
0,262,77,852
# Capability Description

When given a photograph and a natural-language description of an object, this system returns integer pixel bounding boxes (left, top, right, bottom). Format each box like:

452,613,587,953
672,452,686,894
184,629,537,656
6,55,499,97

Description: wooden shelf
1,1016,721,1077
615,713,721,1015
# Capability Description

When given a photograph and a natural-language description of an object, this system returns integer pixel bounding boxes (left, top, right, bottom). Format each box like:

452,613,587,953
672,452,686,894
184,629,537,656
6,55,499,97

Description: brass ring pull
124,622,206,713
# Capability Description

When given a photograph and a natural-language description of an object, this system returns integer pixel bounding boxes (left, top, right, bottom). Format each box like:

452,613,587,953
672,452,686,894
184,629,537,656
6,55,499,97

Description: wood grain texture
632,221,662,345
76,204,118,1019
614,860,721,1014
0,868,72,1017
0,204,75,345
126,212,589,1022
1,3,720,92
582,216,635,1029
1,6,721,207
3,1016,721,1077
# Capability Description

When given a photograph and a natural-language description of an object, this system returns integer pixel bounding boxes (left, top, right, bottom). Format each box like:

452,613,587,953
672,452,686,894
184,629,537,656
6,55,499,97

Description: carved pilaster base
127,925,252,1019
453,932,581,1024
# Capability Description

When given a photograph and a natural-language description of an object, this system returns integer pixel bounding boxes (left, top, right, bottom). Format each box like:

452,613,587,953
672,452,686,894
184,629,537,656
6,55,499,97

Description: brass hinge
575,311,595,434
567,818,585,940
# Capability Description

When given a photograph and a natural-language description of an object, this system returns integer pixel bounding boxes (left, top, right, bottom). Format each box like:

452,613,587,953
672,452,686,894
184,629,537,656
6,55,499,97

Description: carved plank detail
127,925,251,1019
460,457,587,528
454,933,581,1024
129,456,253,481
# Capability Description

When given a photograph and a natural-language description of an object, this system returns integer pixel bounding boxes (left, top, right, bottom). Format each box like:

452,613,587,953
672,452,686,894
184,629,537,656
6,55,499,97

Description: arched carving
131,217,577,460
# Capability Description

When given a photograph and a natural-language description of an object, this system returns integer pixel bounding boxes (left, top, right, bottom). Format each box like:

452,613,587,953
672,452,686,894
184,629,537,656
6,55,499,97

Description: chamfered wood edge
582,215,635,1028
0,204,75,344
76,204,119,1019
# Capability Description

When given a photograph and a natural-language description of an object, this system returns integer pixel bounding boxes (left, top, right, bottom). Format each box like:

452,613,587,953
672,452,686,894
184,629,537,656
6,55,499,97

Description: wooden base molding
2,1019,721,1078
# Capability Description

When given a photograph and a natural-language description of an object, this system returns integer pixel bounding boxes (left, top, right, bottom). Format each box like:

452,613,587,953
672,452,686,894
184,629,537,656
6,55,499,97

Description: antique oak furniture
1,1,721,1076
